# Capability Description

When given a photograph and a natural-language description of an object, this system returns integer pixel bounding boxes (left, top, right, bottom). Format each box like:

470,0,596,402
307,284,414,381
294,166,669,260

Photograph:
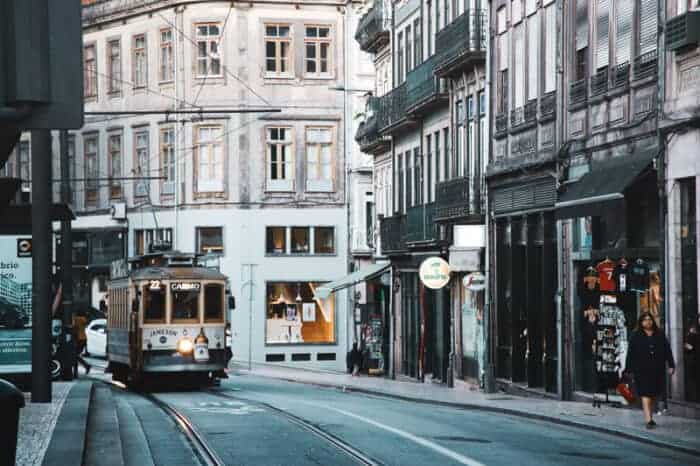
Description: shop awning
314,262,390,299
555,151,655,220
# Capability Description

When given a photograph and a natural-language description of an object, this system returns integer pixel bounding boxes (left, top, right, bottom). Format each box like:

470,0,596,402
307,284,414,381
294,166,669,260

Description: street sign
419,257,451,289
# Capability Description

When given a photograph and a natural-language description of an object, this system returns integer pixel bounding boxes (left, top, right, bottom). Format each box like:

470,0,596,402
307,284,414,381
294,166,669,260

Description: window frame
304,126,334,192
107,39,121,95
203,284,225,323
304,25,332,78
132,33,148,89
159,28,174,83
195,22,223,78
266,226,288,255
160,126,175,196
265,126,295,192
264,23,293,77
84,134,99,204
313,226,336,255
84,43,98,99
290,227,311,254
194,125,225,194
134,129,150,198
196,226,224,255
107,132,123,199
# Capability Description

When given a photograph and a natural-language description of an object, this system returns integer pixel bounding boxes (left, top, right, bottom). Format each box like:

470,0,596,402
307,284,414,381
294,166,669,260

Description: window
513,25,524,108
305,127,333,191
134,228,172,255
575,0,588,80
134,130,149,197
405,25,412,73
575,48,588,81
108,133,122,199
19,141,30,193
265,24,291,76
172,286,199,322
132,34,147,88
314,227,335,254
84,135,98,203
596,0,609,70
266,227,287,254
107,39,121,94
426,135,433,202
266,127,294,191
638,0,657,56
497,7,507,34
456,99,465,177
197,227,224,255
544,4,556,92
497,32,509,113
144,283,166,323
4,148,15,178
160,28,174,82
160,127,175,195
84,44,97,98
527,14,539,101
291,227,310,253
512,0,523,23
204,284,224,322
266,282,335,344
196,23,222,77
67,136,76,204
195,126,224,193
305,26,331,76
397,31,404,83
414,19,422,66
414,148,422,205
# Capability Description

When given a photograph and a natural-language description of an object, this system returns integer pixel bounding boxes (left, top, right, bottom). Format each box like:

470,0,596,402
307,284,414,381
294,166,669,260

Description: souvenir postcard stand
592,295,626,408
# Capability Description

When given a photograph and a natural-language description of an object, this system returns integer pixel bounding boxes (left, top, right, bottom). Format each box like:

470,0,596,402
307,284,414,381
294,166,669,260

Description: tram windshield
144,283,166,323
204,284,224,322
172,288,199,322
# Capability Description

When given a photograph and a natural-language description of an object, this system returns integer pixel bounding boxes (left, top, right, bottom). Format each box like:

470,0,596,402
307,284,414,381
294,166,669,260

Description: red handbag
617,375,636,404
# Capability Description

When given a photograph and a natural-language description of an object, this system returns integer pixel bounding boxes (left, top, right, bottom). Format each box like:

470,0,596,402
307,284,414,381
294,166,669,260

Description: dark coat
625,331,675,397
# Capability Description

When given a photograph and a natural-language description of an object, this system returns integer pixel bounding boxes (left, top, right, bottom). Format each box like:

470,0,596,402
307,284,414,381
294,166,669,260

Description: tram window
144,285,166,323
172,290,199,322
204,284,224,322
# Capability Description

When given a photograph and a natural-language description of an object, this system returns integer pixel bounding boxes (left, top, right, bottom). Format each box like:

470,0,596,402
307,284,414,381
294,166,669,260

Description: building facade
65,0,371,370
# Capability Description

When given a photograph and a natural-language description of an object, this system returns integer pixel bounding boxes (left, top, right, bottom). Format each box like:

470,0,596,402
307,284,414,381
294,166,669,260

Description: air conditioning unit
110,202,126,220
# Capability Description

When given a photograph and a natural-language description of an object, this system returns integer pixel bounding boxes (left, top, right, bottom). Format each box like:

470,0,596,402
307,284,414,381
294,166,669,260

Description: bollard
0,379,25,466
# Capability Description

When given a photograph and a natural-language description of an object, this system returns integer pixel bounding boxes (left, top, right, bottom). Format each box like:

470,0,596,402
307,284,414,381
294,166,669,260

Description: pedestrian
347,342,363,376
625,312,675,429
72,308,91,376
684,318,700,402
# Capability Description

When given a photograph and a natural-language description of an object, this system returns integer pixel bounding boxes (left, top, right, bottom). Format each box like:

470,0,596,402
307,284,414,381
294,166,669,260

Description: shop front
556,148,661,396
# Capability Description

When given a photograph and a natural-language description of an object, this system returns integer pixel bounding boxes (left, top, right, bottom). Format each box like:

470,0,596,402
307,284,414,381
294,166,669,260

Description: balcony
612,62,630,89
434,10,486,78
495,112,508,137
510,107,524,127
590,67,609,97
524,100,537,123
355,4,390,54
435,177,469,221
666,11,700,52
405,203,437,243
633,50,657,81
378,83,414,135
380,215,406,254
405,55,448,116
569,78,588,108
355,97,390,154
540,92,556,121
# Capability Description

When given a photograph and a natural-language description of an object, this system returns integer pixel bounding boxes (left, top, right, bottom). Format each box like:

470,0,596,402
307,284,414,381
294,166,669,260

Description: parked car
85,318,107,357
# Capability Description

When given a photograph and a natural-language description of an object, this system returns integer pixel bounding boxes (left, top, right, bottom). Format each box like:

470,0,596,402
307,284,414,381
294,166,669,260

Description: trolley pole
31,129,52,402
60,130,75,380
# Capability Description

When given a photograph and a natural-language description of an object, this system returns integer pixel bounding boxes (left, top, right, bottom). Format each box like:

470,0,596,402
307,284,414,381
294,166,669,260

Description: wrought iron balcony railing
524,100,537,123
612,62,630,88
380,214,406,253
495,112,508,136
405,203,437,243
406,55,446,114
540,92,556,119
355,97,389,153
378,83,409,133
569,78,588,107
435,177,470,220
590,67,609,97
633,50,658,80
355,5,389,53
434,10,487,76
510,107,524,127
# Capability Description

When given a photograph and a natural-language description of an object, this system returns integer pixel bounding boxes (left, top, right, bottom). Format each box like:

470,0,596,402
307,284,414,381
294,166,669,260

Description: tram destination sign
171,282,201,292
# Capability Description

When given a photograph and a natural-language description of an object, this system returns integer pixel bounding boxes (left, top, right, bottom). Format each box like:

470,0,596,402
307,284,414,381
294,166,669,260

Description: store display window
265,282,334,344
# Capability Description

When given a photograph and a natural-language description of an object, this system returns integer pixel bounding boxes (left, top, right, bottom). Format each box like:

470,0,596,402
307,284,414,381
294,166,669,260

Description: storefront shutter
596,0,609,69
639,0,657,55
528,14,539,101
576,0,588,50
491,178,557,215
544,5,556,92
616,0,633,65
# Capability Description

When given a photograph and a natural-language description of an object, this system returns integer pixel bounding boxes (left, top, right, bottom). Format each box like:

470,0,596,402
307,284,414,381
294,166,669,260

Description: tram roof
129,266,227,281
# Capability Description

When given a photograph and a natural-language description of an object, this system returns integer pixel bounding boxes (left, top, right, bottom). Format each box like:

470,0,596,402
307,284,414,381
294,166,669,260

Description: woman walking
625,312,675,429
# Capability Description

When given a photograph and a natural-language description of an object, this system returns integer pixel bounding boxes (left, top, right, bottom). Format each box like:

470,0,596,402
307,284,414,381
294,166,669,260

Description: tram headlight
177,338,194,354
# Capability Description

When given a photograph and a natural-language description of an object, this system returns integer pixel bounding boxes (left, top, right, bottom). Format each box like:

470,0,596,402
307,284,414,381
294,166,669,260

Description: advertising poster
0,236,33,374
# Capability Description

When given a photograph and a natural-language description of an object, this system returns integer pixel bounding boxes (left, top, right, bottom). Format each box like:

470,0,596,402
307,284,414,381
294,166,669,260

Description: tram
107,248,234,385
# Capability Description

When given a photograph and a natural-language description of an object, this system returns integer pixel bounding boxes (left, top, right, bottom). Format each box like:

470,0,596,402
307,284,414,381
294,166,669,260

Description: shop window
197,227,224,255
314,227,335,254
266,227,286,254
204,284,224,322
266,282,334,344
144,284,166,323
172,287,199,322
291,227,310,253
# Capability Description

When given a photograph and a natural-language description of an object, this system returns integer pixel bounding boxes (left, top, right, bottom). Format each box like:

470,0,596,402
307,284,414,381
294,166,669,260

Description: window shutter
616,0,633,65
576,0,588,50
639,0,657,55
514,25,524,108
527,14,539,101
544,5,556,92
596,0,609,69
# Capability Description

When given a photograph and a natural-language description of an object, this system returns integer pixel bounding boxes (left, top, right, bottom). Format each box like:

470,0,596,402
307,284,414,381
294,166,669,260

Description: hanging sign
463,272,486,292
419,257,451,289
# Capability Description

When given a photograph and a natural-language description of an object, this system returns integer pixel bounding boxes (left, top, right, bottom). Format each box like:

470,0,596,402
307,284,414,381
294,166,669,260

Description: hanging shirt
597,260,616,292
629,261,650,292
614,262,630,293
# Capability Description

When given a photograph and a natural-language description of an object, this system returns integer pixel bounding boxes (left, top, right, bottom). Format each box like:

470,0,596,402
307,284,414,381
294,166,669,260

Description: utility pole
241,264,257,371
60,130,74,380
31,129,51,402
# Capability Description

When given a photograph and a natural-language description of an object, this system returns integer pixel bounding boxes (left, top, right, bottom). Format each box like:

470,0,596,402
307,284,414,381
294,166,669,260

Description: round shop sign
419,257,451,289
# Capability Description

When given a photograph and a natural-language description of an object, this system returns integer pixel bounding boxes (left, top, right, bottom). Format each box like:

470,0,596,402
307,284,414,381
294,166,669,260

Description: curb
239,371,700,458
41,380,94,466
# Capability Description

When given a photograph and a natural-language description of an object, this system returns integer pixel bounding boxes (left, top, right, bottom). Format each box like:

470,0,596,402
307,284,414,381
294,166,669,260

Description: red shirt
597,261,616,292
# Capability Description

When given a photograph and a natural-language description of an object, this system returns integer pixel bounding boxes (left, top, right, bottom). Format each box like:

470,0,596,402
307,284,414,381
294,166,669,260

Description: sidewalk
232,362,700,457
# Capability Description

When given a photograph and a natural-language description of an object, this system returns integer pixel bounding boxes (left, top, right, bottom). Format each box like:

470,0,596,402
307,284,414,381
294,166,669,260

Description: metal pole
242,264,256,371
31,129,51,402
59,130,74,380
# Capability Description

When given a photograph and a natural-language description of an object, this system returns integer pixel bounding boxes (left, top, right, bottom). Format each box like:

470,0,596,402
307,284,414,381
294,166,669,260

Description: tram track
206,389,381,466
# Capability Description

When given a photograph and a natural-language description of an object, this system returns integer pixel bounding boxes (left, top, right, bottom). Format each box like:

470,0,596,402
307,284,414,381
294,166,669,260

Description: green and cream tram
107,250,233,385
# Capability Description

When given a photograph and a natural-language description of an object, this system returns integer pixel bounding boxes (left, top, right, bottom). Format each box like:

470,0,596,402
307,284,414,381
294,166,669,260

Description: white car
85,318,107,358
